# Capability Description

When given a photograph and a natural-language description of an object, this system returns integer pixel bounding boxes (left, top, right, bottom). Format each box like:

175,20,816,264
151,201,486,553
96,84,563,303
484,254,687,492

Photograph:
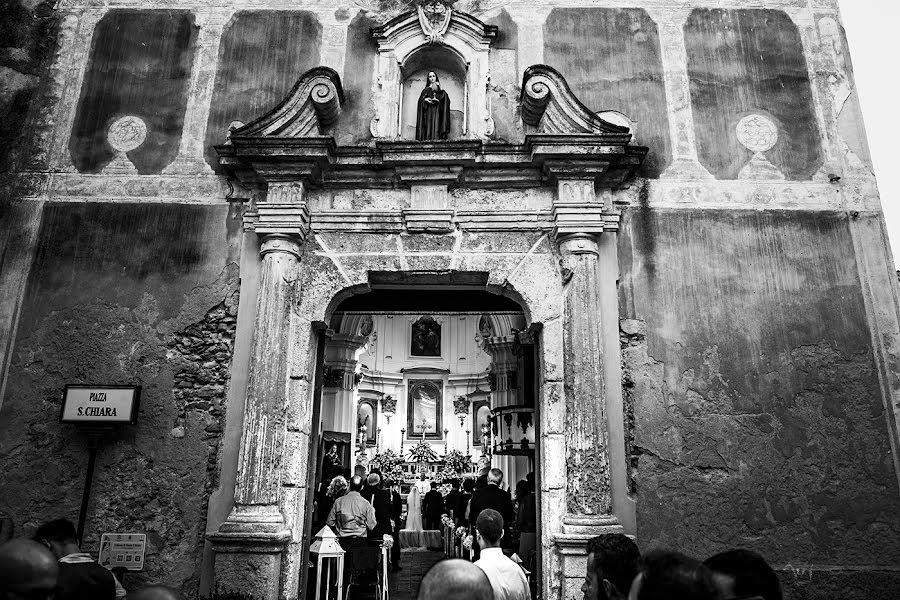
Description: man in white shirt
473,509,531,600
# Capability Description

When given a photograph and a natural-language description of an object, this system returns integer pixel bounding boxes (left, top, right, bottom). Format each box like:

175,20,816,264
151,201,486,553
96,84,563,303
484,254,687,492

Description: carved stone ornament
107,115,147,152
217,66,647,193
736,113,785,181
416,0,453,44
227,67,344,139
521,65,632,136
102,115,147,175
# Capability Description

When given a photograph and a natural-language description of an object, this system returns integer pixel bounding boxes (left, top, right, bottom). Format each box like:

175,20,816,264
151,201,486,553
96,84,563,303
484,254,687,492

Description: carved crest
416,0,454,44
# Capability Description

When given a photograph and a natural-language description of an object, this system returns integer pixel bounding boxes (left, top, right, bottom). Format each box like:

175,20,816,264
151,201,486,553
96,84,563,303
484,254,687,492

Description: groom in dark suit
467,468,514,556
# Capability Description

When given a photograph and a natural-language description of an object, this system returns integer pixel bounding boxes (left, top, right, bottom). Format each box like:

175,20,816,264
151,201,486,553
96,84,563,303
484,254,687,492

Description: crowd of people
418,527,783,600
0,518,180,600
1,465,783,600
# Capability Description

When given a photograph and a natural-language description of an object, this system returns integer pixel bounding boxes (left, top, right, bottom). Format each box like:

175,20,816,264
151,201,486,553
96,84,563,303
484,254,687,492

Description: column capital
252,182,311,241
259,234,303,260
555,232,600,257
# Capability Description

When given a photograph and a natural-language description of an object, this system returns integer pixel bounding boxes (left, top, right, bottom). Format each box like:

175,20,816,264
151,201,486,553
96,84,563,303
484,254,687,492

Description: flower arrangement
462,535,474,550
369,449,405,482
441,514,453,528
382,534,394,549
407,440,440,464
455,526,467,539
438,449,473,482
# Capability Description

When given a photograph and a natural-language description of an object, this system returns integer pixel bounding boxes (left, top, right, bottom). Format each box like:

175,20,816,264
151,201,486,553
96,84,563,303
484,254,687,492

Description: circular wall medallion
107,116,147,153
736,114,778,153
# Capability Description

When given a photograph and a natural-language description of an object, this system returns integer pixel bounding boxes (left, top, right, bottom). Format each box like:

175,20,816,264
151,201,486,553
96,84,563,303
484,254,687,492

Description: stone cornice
217,135,647,191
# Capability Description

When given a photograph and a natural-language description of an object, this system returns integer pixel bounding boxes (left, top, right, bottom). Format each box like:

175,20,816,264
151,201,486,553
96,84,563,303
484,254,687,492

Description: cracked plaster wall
0,202,242,596
618,208,900,598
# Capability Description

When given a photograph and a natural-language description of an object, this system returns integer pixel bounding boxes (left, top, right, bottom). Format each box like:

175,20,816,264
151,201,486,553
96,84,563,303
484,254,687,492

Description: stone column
164,9,232,174
647,8,713,180
49,9,107,171
551,176,623,600
482,335,519,482
209,184,310,600
322,334,368,435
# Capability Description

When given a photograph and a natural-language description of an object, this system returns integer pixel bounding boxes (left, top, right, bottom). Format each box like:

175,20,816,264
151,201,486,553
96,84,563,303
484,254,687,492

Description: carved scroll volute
231,67,345,138
521,73,552,126
520,64,633,137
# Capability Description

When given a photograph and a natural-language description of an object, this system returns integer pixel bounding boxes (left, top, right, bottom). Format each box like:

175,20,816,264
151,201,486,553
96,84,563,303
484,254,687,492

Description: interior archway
304,285,542,599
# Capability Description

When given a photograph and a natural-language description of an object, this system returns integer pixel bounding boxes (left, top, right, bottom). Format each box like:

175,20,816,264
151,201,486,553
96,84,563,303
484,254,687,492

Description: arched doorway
302,286,542,598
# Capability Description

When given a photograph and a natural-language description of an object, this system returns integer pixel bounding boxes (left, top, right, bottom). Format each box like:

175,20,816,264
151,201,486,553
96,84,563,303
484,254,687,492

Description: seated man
326,475,376,549
704,549,782,600
582,534,641,600
473,509,530,600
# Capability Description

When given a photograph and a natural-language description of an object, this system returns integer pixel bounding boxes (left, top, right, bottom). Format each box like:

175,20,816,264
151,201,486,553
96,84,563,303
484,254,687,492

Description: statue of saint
415,71,451,141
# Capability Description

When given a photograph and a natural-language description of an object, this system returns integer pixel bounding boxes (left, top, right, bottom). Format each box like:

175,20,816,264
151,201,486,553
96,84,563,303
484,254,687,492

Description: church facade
1,0,899,599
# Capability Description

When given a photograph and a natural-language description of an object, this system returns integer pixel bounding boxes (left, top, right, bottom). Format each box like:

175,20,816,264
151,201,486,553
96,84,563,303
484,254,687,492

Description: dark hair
430,481,438,489
450,479,460,488
349,475,365,492
462,478,474,493
475,509,504,544
635,550,720,600
515,480,530,502
704,549,782,600
34,519,78,544
586,534,641,597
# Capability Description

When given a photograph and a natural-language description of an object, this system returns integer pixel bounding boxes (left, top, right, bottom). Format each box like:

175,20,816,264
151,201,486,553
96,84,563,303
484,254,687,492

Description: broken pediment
228,67,344,138
521,65,633,136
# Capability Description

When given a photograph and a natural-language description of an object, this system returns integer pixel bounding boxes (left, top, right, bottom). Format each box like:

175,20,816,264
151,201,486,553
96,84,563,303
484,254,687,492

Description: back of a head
430,481,437,490
33,519,77,545
0,538,59,597
354,465,367,478
475,509,504,546
418,559,493,600
704,549,782,600
129,584,182,600
587,534,641,597
367,472,382,488
487,468,503,486
634,550,719,600
463,478,474,493
349,475,365,492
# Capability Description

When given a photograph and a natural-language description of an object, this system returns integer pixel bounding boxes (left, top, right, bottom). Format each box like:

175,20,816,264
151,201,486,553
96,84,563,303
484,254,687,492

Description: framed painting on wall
407,379,443,440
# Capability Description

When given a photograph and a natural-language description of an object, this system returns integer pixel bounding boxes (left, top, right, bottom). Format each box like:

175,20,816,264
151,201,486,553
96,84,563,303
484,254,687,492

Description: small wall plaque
60,385,141,425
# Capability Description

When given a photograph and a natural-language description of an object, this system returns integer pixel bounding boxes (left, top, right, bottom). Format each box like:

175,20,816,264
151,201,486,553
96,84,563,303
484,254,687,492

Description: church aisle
386,551,444,600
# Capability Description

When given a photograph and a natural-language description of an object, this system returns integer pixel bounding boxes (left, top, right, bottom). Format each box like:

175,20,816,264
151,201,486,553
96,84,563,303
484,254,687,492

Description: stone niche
400,45,467,139
370,6,496,139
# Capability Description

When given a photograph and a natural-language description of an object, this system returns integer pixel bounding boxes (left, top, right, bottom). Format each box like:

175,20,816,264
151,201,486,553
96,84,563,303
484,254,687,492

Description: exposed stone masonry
167,295,238,506
619,318,645,497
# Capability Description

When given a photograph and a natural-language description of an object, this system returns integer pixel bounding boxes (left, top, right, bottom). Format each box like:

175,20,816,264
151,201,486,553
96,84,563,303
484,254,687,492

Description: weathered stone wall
0,202,241,595
618,208,900,598
0,0,57,172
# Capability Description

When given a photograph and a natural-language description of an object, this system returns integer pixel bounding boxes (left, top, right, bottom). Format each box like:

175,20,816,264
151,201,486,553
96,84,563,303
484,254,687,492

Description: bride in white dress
403,486,425,549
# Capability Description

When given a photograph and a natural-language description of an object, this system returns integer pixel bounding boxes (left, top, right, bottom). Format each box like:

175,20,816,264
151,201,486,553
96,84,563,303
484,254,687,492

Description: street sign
98,533,146,571
60,386,140,425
